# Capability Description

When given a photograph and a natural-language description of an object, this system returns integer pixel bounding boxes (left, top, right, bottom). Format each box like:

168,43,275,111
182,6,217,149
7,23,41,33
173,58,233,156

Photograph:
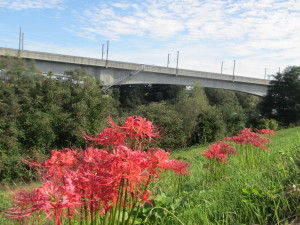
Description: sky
0,0,300,79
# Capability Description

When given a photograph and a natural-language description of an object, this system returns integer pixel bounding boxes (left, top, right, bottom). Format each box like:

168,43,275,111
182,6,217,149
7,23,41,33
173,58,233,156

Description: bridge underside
31,60,267,96
114,71,268,96
0,47,270,97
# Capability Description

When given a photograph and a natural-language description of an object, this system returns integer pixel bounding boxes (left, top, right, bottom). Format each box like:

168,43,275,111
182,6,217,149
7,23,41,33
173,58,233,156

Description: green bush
191,107,226,144
0,61,116,181
135,102,186,149
257,118,279,130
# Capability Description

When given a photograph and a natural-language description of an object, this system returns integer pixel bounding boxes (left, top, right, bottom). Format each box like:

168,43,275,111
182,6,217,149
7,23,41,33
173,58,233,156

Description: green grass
1,127,300,225
0,182,41,224
0,188,11,222
152,127,300,225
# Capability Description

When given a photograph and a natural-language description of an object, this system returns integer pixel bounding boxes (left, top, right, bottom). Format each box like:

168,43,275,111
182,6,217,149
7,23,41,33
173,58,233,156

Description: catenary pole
19,27,22,51
102,43,104,60
105,40,109,68
21,33,24,50
264,68,267,80
176,51,179,75
232,60,235,81
221,61,223,74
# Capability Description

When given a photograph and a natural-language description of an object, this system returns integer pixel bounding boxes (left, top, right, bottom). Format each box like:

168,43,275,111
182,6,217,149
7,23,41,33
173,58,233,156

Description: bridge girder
0,47,270,96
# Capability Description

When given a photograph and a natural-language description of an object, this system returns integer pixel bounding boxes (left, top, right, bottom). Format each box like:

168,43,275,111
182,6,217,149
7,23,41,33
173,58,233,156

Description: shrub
191,107,226,145
135,102,186,149
257,118,279,130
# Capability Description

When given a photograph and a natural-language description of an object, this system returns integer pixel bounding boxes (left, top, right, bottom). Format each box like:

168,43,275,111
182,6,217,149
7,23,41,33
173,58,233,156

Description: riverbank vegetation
0,56,282,182
0,56,299,224
0,124,299,224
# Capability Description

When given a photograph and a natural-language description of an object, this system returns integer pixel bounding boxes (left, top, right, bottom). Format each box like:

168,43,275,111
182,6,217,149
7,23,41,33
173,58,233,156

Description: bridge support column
99,68,115,85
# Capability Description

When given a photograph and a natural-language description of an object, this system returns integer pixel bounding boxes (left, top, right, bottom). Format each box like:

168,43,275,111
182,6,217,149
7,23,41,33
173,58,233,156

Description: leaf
242,188,249,194
133,218,143,224
251,188,259,195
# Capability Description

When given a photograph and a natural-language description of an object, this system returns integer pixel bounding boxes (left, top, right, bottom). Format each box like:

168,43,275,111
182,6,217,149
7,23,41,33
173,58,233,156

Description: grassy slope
155,126,300,225
0,127,299,224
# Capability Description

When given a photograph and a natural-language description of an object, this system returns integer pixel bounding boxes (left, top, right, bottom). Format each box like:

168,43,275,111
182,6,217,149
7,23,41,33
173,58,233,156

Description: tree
205,88,248,135
191,107,226,144
205,88,238,106
0,63,117,181
219,103,246,135
116,84,146,110
135,102,185,149
175,83,210,142
260,66,300,126
144,84,184,104
115,84,184,110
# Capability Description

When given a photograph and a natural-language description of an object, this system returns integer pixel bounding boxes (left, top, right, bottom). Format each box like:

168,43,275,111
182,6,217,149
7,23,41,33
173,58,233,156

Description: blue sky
0,0,300,79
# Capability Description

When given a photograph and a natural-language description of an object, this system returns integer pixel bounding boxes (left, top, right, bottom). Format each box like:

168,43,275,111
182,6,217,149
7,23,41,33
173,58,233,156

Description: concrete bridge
0,47,270,96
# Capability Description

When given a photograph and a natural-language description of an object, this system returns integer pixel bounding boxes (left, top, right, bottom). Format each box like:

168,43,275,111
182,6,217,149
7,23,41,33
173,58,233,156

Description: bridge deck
0,47,269,86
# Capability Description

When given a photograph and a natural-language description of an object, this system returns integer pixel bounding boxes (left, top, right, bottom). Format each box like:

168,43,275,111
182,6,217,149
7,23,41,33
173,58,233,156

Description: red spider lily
84,116,161,151
202,141,236,163
257,129,275,135
225,128,271,151
145,148,191,176
6,116,190,225
140,189,152,205
214,142,236,155
109,115,161,147
44,149,77,167
120,116,160,142
22,149,78,184
83,128,126,148
11,146,190,221
147,148,172,175
167,160,192,175
6,181,81,225
22,148,77,169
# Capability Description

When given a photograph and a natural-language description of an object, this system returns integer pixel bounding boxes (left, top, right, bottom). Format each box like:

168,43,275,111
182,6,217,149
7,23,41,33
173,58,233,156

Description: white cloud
0,0,65,10
75,0,300,44
77,0,193,40
63,0,299,78
3,0,299,79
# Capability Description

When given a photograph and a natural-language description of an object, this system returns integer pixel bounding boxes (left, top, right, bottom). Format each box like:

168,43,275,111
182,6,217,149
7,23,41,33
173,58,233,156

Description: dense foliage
135,102,185,149
260,66,300,126
116,84,184,109
0,56,116,181
1,56,300,224
0,55,283,181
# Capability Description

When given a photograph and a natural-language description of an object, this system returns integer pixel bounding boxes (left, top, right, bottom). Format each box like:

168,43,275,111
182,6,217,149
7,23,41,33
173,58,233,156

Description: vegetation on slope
0,126,299,224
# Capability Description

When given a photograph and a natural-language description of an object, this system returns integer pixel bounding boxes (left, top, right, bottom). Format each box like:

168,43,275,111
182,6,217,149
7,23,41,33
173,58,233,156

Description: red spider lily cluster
6,116,190,225
257,129,275,135
202,141,236,163
202,128,275,164
83,116,160,150
225,128,272,151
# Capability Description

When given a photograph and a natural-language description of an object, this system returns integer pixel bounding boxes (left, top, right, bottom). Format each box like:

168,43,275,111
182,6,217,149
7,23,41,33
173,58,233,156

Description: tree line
0,56,299,181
